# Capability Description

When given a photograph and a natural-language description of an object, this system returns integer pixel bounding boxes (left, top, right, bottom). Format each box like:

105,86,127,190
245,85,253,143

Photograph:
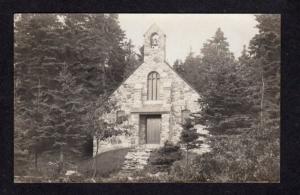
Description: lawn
78,147,130,178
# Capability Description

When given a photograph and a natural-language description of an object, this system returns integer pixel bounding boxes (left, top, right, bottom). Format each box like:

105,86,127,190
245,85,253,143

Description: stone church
93,24,202,155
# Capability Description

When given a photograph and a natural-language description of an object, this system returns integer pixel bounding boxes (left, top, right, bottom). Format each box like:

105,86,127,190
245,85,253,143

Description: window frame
147,71,160,100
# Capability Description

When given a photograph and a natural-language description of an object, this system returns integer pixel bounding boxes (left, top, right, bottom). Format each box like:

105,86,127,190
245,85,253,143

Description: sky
118,14,259,64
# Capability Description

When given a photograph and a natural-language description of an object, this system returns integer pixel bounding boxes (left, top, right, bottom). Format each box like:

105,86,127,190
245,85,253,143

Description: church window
147,71,160,100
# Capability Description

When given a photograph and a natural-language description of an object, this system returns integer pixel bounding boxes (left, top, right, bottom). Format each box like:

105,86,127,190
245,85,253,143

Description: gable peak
144,23,165,37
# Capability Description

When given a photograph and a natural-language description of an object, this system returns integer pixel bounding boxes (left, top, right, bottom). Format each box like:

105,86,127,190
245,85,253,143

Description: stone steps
117,145,158,176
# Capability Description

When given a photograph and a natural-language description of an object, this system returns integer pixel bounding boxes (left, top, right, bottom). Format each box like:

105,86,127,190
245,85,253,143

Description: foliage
169,133,279,183
148,141,182,173
180,118,201,150
14,14,141,175
91,98,133,178
173,51,202,91
14,14,63,169
196,28,255,135
247,14,280,180
14,14,280,182
249,14,280,136
179,118,201,165
172,18,280,182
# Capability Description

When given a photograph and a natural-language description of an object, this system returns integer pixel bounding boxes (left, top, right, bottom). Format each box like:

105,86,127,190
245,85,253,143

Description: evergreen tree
196,28,250,134
59,14,138,158
249,14,280,137
173,59,184,76
14,14,138,172
122,39,142,78
248,14,280,181
173,51,203,92
14,14,63,169
180,118,201,165
189,18,280,182
237,45,261,129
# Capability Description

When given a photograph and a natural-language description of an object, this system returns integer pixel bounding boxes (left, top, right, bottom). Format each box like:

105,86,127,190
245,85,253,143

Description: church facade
94,24,201,155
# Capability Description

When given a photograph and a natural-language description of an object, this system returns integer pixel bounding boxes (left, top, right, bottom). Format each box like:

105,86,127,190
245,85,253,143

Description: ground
14,125,210,183
78,147,130,178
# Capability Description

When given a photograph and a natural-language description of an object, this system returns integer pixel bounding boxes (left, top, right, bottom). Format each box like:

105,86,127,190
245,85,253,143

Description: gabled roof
105,59,201,101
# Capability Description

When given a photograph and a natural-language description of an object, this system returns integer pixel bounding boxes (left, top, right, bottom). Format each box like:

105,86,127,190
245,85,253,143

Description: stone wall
93,59,201,155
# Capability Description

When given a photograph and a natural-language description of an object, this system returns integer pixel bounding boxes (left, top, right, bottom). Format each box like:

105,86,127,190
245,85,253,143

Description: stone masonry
93,24,202,156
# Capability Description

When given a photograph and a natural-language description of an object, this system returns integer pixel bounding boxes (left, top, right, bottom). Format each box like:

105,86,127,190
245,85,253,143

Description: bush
168,161,202,182
147,141,182,173
168,133,279,183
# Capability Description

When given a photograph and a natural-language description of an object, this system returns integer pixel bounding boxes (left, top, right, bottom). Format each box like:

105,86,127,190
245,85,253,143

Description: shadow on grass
78,147,131,178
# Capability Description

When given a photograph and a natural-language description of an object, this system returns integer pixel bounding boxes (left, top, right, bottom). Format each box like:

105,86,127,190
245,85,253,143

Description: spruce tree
248,14,280,181
180,118,201,165
14,14,63,169
197,28,245,134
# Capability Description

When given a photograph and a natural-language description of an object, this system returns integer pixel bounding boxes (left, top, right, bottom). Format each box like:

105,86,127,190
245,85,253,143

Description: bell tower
143,23,166,63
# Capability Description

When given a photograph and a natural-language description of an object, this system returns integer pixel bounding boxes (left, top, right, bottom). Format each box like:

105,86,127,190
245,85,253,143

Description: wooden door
146,116,161,144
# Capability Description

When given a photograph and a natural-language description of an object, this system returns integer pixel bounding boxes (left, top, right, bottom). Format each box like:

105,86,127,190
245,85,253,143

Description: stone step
115,146,156,178
125,155,148,158
125,157,149,159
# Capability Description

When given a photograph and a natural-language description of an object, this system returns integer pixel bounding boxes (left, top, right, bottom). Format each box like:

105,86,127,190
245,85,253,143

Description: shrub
148,141,182,173
170,133,278,183
167,132,279,183
168,161,202,182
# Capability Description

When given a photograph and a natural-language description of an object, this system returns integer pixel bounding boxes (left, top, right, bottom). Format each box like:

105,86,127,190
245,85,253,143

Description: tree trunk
102,63,106,94
34,151,38,170
260,73,265,131
92,138,99,179
58,146,64,175
186,147,189,166
37,78,40,113
34,78,40,171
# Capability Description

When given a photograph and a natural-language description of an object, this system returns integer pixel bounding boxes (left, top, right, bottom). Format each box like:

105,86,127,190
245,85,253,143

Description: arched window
150,33,159,49
147,71,160,100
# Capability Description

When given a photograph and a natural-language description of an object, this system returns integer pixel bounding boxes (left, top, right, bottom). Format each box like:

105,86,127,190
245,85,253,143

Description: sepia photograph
14,13,280,183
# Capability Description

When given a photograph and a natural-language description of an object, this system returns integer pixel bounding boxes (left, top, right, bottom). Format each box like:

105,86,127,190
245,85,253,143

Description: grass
78,148,130,178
